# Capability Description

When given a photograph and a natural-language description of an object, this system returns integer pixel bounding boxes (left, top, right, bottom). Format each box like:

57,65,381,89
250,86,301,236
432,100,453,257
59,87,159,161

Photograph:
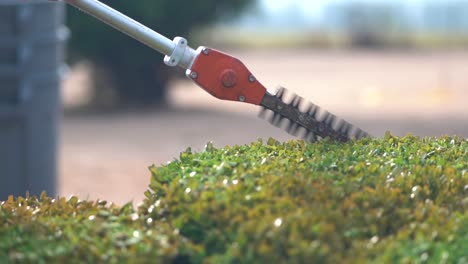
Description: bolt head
190,71,198,79
221,69,237,88
248,75,256,82
202,48,209,55
239,95,246,102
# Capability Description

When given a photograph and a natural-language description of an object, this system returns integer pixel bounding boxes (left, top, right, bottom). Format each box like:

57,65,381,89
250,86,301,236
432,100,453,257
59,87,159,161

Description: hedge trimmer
63,0,370,142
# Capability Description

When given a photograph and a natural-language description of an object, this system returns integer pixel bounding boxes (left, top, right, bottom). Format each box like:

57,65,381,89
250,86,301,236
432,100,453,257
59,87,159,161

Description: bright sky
232,0,466,29
261,0,449,17
261,0,325,17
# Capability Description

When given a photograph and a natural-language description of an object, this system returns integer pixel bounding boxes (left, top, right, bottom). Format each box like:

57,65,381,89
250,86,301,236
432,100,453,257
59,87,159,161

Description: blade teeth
258,107,268,119
352,128,368,139
289,94,303,109
305,103,319,118
320,110,329,122
269,113,283,127
353,130,364,139
304,130,317,142
323,113,337,127
338,121,352,136
335,119,344,131
286,122,301,136
356,129,370,139
275,87,286,100
268,113,278,124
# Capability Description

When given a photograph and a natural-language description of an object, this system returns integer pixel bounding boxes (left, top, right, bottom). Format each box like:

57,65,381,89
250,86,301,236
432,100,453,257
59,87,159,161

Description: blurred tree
67,0,253,107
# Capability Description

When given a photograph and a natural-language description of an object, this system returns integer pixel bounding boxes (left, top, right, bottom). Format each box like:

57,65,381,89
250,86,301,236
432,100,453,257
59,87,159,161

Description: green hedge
1,135,467,263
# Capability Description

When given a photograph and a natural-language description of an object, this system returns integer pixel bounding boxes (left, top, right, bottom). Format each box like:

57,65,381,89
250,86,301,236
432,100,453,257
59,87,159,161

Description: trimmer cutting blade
259,87,370,142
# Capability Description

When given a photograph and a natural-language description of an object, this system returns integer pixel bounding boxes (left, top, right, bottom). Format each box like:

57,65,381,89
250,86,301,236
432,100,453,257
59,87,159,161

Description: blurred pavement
60,49,468,205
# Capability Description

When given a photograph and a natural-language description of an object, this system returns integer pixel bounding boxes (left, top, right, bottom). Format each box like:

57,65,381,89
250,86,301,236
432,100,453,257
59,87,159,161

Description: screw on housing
189,71,198,79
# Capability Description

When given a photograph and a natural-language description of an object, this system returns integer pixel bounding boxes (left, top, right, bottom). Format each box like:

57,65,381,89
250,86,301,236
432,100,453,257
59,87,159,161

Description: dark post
0,0,68,199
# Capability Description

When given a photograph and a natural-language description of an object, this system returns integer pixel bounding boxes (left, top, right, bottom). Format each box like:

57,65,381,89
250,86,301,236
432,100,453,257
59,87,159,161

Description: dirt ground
59,49,468,205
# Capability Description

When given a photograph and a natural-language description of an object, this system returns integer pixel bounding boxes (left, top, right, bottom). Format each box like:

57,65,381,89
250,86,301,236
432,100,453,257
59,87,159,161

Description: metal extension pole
65,0,175,56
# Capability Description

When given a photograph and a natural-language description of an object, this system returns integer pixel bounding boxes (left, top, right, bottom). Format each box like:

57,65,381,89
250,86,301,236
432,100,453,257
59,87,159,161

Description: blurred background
2,0,468,204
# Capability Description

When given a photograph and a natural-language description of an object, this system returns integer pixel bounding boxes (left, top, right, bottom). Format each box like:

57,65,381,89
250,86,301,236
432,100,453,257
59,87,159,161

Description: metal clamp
164,37,187,67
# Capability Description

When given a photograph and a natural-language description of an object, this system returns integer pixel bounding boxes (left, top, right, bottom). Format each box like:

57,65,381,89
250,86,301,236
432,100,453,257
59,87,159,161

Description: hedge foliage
1,135,467,263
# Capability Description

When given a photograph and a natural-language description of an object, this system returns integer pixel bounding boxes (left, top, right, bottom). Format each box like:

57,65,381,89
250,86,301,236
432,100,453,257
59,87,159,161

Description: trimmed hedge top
1,135,467,263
